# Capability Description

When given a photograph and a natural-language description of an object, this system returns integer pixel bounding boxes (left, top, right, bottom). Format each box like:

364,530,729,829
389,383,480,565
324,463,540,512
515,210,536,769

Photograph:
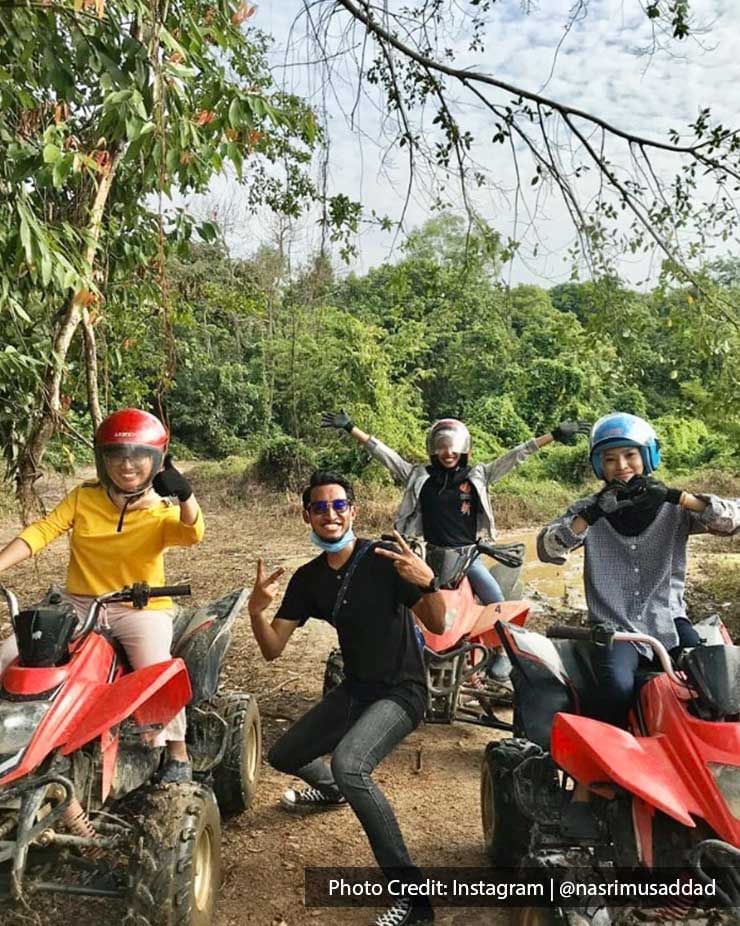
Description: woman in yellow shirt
0,409,204,783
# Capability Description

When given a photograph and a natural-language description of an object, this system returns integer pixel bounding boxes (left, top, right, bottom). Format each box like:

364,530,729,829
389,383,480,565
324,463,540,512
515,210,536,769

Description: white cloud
221,1,740,285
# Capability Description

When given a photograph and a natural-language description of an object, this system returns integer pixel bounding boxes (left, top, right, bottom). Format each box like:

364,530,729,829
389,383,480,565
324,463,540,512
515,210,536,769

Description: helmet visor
96,444,163,496
429,427,470,456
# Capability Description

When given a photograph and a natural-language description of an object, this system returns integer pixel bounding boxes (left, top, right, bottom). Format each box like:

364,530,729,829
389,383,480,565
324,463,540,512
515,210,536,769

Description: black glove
580,481,631,525
615,475,682,512
153,455,192,502
551,420,592,445
320,409,355,433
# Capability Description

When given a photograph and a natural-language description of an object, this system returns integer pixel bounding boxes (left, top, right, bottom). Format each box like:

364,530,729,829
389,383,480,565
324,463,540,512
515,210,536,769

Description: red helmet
426,418,472,462
94,409,168,496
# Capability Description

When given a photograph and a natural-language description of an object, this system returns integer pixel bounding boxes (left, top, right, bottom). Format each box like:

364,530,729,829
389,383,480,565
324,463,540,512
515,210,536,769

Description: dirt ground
0,468,736,926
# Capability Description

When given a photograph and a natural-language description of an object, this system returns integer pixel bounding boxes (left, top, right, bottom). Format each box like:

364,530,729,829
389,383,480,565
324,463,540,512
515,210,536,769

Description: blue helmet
589,413,661,479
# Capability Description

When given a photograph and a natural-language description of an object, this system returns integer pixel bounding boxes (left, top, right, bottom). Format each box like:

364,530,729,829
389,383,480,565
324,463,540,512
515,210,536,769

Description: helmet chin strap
107,483,152,533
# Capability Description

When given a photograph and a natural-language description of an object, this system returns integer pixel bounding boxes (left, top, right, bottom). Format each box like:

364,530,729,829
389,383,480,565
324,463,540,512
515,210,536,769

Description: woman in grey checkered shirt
537,412,739,837
538,412,739,727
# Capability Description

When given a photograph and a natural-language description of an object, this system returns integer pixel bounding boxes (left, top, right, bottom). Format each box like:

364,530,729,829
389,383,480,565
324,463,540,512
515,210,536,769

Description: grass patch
0,482,18,523
489,473,582,530
671,467,740,498
687,556,740,639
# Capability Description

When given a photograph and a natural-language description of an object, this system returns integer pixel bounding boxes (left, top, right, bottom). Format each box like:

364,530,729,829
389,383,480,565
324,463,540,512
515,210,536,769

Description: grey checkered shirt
537,494,739,653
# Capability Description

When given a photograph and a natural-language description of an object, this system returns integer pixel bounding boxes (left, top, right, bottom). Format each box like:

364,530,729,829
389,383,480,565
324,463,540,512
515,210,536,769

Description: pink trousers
0,593,186,747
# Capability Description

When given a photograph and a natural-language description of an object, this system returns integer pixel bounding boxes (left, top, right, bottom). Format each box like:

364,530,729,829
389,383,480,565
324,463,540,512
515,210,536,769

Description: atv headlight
708,763,740,819
0,701,49,754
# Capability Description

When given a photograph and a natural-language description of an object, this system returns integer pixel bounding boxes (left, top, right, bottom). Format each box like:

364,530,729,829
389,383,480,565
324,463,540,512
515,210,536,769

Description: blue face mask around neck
310,529,356,553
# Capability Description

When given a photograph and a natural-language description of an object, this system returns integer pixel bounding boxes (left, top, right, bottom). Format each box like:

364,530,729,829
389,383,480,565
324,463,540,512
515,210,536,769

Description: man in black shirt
248,471,445,926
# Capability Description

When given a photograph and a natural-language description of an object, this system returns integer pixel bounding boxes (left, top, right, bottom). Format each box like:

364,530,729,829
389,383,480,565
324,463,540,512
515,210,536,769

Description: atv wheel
322,648,345,697
212,693,261,815
128,782,221,926
481,739,531,866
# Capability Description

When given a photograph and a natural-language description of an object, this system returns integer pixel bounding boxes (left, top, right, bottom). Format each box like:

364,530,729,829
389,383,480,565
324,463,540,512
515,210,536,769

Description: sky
205,1,740,287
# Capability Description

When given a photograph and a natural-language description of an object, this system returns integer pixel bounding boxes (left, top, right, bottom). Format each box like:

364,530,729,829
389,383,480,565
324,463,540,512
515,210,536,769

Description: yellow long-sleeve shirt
19,484,205,610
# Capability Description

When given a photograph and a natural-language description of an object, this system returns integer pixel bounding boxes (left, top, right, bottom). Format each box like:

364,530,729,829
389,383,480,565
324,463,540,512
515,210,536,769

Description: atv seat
505,626,663,750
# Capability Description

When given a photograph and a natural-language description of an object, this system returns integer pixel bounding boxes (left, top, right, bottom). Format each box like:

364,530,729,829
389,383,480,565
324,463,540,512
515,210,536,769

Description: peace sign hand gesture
374,530,436,588
248,558,286,617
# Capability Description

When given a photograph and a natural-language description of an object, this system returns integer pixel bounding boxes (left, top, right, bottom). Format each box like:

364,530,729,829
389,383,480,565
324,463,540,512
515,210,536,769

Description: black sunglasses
307,499,351,515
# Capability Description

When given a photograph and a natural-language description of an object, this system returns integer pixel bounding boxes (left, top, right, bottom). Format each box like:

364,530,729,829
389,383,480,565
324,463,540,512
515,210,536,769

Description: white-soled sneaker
372,899,435,926
280,786,347,814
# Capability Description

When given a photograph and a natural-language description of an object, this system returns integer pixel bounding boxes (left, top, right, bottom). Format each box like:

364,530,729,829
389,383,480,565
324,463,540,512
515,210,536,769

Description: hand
374,530,436,588
152,455,192,502
248,558,286,616
321,409,355,433
551,420,591,444
580,481,632,525
616,475,681,512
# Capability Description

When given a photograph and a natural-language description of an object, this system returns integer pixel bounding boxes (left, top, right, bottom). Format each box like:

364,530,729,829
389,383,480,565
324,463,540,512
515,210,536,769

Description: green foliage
157,214,737,501
465,396,530,446
255,435,318,491
654,415,736,473
535,444,594,487
168,361,265,457
0,0,365,488
1,204,736,502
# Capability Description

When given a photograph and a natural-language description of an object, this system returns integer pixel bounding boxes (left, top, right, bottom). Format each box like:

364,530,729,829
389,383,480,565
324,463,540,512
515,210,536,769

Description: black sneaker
280,786,347,814
372,900,434,926
486,650,512,680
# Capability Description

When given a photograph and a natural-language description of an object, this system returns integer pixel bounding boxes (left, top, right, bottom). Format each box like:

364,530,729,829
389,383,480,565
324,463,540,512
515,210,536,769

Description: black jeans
591,617,701,727
268,684,421,879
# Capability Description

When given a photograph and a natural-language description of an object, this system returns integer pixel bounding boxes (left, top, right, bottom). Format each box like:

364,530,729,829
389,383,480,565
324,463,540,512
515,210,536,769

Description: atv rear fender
172,588,249,702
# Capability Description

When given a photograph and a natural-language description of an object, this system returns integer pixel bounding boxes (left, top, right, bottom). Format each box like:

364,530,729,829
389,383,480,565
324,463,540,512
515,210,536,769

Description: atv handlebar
547,624,598,642
145,585,192,600
0,586,20,624
73,583,192,640
546,624,686,686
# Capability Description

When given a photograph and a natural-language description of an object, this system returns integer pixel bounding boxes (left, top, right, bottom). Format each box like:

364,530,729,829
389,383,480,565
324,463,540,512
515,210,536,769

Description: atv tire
127,782,221,926
212,692,261,815
481,738,532,866
322,648,345,697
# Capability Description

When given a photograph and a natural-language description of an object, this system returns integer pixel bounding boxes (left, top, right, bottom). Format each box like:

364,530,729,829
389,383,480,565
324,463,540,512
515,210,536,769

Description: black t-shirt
419,469,479,547
275,540,427,723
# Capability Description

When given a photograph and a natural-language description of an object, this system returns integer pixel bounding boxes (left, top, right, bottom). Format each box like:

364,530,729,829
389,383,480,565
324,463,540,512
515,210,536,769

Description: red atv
0,582,260,925
482,617,739,926
324,539,530,730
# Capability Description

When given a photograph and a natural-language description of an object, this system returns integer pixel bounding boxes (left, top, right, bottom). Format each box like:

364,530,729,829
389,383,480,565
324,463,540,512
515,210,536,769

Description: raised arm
153,455,201,528
537,499,592,565
482,420,591,487
321,410,370,446
321,409,414,483
247,558,298,661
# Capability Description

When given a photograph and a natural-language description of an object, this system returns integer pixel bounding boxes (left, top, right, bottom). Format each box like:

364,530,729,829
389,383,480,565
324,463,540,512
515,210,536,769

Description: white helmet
426,418,472,461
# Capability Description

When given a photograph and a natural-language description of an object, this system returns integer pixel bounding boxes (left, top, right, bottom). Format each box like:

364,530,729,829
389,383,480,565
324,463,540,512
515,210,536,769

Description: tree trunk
16,154,120,513
82,308,103,431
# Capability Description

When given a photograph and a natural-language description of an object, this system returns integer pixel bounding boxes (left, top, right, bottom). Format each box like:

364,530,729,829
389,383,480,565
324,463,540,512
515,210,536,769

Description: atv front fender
551,713,700,827
61,658,192,753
